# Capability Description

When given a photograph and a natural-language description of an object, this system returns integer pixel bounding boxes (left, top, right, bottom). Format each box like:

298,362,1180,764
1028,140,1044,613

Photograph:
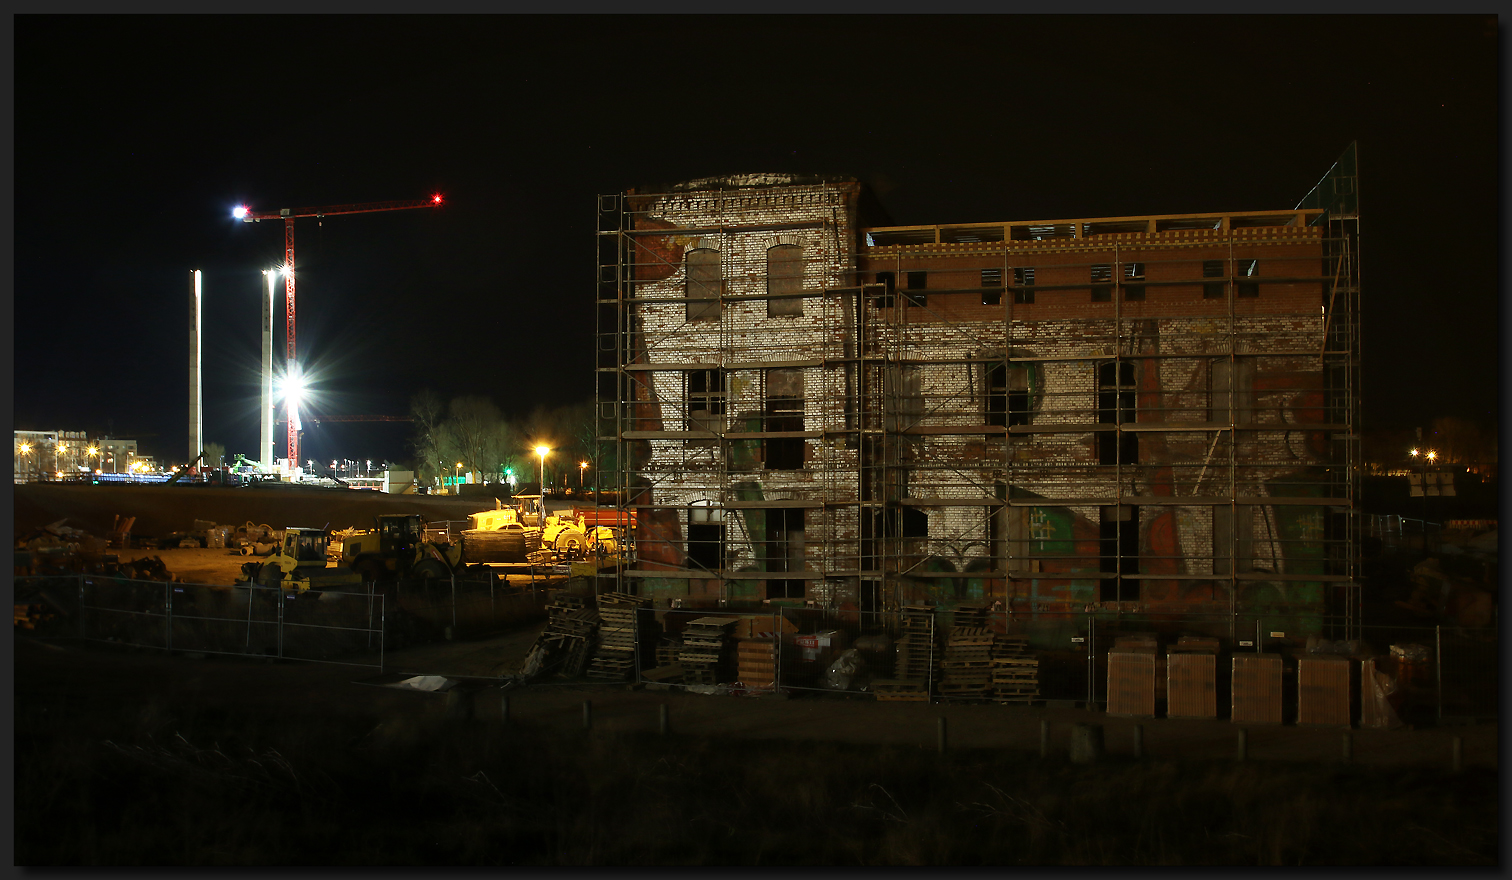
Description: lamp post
18,442,31,483
454,462,463,495
535,445,550,518
580,460,588,489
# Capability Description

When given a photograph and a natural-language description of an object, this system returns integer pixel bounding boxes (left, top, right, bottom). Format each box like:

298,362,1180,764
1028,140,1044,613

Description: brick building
596,148,1361,642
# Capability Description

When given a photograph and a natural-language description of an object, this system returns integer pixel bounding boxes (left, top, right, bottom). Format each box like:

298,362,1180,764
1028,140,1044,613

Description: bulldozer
341,514,463,583
240,527,365,592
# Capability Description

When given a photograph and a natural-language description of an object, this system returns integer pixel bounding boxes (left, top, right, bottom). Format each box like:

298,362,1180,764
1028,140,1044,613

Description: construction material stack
874,605,937,701
939,603,994,698
678,617,737,686
990,636,1041,703
543,594,600,678
586,592,649,681
736,638,777,691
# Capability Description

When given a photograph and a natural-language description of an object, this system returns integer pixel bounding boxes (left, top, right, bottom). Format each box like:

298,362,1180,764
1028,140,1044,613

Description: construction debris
679,617,738,686
517,594,600,681
586,592,650,681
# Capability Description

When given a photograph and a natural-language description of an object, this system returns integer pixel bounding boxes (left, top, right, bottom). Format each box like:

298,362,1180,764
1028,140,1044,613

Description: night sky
14,15,1500,466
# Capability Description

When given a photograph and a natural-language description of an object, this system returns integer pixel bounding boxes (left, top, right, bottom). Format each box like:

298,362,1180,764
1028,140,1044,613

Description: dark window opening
687,506,725,572
884,365,924,434
1203,259,1225,299
1091,263,1113,302
987,363,1031,428
1209,358,1255,425
765,507,805,599
905,271,927,307
764,368,805,470
1013,267,1035,304
1099,505,1140,602
1122,262,1146,300
1236,258,1259,297
981,267,1003,305
686,248,722,321
766,244,804,317
687,368,726,434
1097,361,1138,465
872,271,895,308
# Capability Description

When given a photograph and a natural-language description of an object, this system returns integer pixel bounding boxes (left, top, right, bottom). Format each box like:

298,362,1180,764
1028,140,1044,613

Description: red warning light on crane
431,193,443,204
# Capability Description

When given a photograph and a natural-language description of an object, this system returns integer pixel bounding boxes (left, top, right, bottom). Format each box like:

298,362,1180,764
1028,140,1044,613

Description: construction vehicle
341,514,463,583
240,527,364,592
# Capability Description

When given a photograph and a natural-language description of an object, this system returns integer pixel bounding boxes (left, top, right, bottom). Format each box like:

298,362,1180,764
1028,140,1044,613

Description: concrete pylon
188,270,203,465
260,270,276,471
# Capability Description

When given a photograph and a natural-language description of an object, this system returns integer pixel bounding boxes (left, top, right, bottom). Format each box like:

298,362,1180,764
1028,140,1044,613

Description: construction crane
234,195,443,469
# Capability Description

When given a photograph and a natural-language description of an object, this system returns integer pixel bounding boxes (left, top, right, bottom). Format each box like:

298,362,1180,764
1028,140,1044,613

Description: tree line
406,392,609,491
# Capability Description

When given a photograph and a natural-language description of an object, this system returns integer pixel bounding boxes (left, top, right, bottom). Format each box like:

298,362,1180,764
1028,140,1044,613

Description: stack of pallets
586,592,650,681
532,594,600,679
875,605,937,701
736,638,777,690
655,638,682,668
990,635,1041,703
939,626,996,698
678,617,738,686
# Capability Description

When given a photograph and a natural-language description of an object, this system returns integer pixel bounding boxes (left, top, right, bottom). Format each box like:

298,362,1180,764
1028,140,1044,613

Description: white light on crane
233,205,249,220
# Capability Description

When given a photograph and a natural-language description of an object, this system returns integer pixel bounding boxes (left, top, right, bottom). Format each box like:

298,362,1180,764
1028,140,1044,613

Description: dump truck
241,527,365,592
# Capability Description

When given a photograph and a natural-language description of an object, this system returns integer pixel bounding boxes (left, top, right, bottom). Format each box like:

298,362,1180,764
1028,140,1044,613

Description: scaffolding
596,151,1361,644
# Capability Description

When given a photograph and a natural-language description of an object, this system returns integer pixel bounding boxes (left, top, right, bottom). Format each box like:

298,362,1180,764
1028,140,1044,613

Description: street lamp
580,460,588,488
18,442,31,482
535,445,550,511
454,462,464,494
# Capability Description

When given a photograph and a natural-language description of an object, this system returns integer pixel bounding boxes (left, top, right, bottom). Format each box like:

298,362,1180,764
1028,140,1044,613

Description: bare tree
448,395,512,483
408,389,447,488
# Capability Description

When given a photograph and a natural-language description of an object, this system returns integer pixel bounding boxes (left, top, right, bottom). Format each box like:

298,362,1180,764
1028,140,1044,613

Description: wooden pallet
873,679,930,701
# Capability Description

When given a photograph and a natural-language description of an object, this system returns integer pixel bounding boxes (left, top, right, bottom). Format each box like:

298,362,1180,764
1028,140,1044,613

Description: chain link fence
18,574,385,669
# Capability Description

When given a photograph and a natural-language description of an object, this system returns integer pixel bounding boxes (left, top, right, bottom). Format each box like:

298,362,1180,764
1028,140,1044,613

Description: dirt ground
13,482,559,543
14,629,1497,772
12,481,1499,773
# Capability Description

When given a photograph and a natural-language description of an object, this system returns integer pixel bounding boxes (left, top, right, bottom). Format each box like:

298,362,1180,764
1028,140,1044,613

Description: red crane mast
237,194,442,469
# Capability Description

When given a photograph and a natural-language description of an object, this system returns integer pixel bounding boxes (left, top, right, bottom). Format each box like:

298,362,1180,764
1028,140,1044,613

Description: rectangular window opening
1098,505,1140,602
872,271,895,308
765,507,805,599
687,368,727,435
1202,260,1225,299
764,368,805,470
687,506,725,572
1013,267,1035,304
981,267,1003,305
766,244,804,317
1091,264,1113,302
1096,361,1138,465
987,363,1031,428
905,270,927,307
1236,258,1259,297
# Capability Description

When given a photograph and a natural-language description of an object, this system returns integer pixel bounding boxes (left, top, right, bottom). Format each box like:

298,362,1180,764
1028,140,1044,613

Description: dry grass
15,697,1496,866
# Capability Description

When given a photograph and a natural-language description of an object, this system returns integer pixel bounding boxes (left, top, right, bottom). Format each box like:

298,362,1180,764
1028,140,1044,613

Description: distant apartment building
14,431,140,481
596,147,1362,641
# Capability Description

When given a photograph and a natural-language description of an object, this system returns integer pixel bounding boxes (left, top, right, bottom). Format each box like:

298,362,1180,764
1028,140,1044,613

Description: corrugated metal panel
1296,655,1351,726
1167,650,1217,719
1106,647,1156,716
1231,653,1283,724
